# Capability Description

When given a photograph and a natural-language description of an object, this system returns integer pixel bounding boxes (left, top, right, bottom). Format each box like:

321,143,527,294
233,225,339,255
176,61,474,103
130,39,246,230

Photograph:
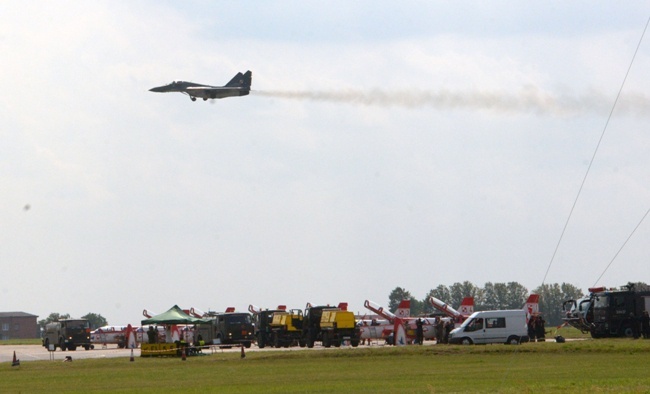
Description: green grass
0,338,42,346
3,339,650,393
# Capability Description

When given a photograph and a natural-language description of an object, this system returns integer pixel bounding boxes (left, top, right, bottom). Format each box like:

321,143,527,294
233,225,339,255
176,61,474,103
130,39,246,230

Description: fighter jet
149,70,252,102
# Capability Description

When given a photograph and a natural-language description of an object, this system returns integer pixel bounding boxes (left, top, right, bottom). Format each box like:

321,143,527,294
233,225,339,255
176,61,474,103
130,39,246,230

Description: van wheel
461,337,473,345
507,336,520,345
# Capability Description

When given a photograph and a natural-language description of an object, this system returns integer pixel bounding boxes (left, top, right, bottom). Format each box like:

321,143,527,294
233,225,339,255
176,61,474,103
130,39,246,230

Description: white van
448,310,529,345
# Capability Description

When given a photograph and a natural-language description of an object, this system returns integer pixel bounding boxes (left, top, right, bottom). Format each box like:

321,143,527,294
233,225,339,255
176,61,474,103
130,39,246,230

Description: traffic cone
181,346,186,361
11,351,20,367
240,345,246,359
129,348,134,362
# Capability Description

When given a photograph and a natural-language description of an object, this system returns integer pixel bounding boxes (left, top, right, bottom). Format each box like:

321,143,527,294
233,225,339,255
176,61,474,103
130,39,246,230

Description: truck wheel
44,338,50,349
461,337,473,345
60,339,66,351
257,333,265,349
506,336,520,345
299,339,306,348
333,340,341,348
273,333,281,348
323,333,331,348
84,345,90,350
622,325,634,338
245,342,251,349
69,345,77,351
351,339,359,347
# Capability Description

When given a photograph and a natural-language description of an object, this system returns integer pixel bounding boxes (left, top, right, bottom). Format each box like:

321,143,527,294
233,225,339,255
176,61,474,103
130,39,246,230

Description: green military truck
42,319,94,351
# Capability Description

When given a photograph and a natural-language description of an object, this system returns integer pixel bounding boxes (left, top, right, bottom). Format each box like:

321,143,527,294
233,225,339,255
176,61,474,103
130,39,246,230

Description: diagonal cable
541,15,650,285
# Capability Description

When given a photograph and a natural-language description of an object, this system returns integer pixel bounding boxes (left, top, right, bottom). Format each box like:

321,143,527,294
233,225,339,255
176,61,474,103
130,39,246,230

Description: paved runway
0,345,142,363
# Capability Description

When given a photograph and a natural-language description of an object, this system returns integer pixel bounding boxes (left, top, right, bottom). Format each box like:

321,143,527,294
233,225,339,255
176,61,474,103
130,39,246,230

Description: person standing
629,312,640,339
416,318,424,345
535,316,546,342
436,318,443,344
528,316,537,342
641,311,650,339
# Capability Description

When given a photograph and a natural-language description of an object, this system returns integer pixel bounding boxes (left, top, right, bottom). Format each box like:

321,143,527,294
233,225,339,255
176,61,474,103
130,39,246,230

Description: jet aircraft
149,70,252,101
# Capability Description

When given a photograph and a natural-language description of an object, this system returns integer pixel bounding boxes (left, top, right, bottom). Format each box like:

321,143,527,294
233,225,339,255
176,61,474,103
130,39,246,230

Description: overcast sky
1,2,649,325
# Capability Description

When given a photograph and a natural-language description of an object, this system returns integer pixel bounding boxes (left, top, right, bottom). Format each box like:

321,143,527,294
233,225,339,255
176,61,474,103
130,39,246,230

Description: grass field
3,337,649,393
0,338,42,346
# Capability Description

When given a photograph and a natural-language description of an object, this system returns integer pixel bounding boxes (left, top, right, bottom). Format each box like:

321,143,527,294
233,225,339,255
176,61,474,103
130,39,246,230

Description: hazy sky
1,1,649,324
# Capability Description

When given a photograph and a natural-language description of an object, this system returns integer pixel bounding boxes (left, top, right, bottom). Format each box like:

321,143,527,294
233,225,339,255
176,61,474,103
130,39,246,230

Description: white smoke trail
253,87,650,116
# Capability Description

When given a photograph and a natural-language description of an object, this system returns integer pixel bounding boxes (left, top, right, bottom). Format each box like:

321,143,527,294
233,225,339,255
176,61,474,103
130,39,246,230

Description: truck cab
211,312,254,348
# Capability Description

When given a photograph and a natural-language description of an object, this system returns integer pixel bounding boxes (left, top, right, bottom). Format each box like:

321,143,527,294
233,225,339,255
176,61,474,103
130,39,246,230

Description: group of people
433,317,455,344
527,314,546,342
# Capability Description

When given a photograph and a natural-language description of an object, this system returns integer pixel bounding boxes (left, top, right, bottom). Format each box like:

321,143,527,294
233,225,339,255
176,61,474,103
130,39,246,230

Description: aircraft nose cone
149,86,166,93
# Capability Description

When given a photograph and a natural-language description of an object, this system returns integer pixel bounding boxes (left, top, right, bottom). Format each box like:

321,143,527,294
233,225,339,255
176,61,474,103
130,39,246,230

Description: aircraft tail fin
523,294,540,316
225,70,252,88
395,300,411,318
459,297,474,316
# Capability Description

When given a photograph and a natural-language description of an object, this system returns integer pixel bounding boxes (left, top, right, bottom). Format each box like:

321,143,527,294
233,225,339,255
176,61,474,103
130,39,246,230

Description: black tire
257,333,265,349
245,341,251,349
299,339,306,348
273,333,281,348
621,325,634,338
461,337,473,345
305,331,315,348
506,336,520,345
351,339,360,347
333,340,341,348
84,345,90,350
69,345,77,351
323,332,331,348
60,339,66,351
44,338,50,349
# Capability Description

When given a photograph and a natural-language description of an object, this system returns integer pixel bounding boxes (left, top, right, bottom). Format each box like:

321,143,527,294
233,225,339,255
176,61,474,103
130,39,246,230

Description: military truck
302,303,360,348
208,311,255,348
249,306,284,349
590,283,650,338
42,319,94,351
270,309,304,348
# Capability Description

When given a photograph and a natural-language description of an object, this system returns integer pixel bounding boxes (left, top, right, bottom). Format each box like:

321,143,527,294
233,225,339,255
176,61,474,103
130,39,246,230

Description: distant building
0,312,39,340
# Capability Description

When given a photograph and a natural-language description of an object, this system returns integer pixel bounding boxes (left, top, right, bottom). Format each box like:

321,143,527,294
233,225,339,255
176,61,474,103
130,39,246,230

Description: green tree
81,313,108,329
388,287,412,313
409,298,425,316
482,282,508,310
423,285,451,314
532,283,584,326
37,312,70,330
504,282,529,309
449,281,482,308
479,282,528,310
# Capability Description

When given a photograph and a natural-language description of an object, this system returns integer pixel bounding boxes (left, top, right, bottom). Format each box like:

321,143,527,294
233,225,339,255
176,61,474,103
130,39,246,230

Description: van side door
483,317,507,344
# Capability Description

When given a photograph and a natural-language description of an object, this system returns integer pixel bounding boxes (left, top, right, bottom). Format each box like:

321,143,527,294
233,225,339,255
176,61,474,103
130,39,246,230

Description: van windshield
463,318,483,332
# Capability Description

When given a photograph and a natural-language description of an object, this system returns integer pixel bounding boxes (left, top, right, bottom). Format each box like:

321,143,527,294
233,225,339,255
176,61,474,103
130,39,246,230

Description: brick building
0,312,39,340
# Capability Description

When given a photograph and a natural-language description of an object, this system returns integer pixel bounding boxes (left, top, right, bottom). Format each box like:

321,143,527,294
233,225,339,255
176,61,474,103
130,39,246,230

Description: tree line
38,312,108,331
386,282,584,326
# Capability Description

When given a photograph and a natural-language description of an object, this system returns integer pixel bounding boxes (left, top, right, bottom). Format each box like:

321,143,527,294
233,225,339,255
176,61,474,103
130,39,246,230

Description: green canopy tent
141,305,211,325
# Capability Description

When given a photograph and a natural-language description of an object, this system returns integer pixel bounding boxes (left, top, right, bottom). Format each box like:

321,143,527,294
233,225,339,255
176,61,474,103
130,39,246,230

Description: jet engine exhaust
253,88,649,116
